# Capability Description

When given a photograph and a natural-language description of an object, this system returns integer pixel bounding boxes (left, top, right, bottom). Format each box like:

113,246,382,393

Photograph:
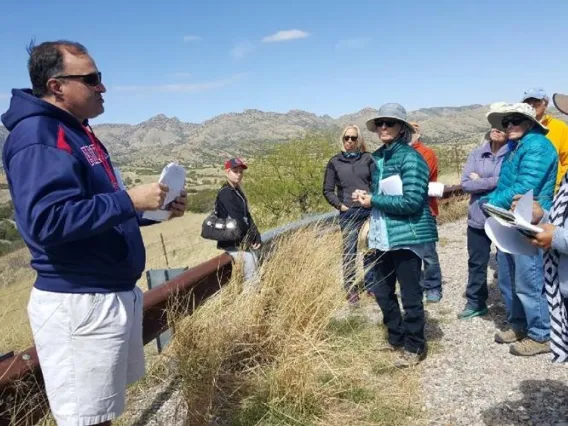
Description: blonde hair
339,125,368,152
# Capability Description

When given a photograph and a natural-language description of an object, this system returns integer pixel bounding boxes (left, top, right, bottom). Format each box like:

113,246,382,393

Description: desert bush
186,188,218,213
245,133,337,228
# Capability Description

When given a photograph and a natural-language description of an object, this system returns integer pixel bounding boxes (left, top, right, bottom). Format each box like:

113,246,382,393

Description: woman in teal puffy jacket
353,103,437,367
482,102,557,358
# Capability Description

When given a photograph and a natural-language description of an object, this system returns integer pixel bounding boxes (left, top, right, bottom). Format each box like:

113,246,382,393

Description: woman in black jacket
216,158,262,285
323,125,375,305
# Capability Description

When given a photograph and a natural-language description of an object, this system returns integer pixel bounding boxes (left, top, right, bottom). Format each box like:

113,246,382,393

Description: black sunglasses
374,119,398,128
344,135,358,142
54,71,102,87
501,115,526,128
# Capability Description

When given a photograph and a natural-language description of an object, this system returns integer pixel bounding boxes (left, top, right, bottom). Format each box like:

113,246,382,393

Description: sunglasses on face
374,119,397,128
54,71,102,87
501,116,526,128
344,135,358,142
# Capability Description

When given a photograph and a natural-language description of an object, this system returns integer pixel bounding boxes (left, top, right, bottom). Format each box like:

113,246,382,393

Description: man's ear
45,78,64,98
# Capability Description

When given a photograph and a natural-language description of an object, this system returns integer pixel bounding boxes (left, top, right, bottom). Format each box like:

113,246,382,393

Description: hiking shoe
394,350,424,368
378,343,404,353
457,307,488,320
509,338,551,357
494,329,526,344
425,290,442,303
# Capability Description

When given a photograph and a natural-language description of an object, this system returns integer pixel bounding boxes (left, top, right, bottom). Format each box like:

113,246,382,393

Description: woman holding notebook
352,103,437,368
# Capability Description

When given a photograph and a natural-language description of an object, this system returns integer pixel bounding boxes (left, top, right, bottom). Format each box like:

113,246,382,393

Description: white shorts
28,287,145,426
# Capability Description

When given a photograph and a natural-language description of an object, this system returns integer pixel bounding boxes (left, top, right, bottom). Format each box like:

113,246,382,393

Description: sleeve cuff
113,190,138,219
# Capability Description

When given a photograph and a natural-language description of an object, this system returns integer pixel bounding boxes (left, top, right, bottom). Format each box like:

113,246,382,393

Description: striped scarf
544,172,568,362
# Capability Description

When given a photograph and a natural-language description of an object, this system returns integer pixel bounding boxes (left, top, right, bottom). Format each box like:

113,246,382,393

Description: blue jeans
338,207,373,293
497,250,550,342
420,242,442,294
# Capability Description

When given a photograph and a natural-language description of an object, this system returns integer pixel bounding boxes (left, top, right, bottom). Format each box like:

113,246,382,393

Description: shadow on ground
481,379,568,425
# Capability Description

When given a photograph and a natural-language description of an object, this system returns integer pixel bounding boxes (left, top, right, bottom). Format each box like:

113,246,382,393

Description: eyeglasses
374,119,397,128
344,135,358,142
54,71,102,87
501,116,526,128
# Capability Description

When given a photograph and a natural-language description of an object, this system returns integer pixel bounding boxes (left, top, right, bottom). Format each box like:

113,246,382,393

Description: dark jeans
466,226,492,310
369,249,426,354
420,242,442,293
338,207,373,293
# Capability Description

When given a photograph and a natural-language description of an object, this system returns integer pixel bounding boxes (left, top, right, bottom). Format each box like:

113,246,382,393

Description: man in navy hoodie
1,40,187,426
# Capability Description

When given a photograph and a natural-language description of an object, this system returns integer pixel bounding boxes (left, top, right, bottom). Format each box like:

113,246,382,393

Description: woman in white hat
323,125,375,305
353,103,437,367
482,102,558,357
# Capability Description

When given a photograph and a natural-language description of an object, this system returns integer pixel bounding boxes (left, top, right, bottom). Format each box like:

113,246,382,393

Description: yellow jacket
542,115,568,190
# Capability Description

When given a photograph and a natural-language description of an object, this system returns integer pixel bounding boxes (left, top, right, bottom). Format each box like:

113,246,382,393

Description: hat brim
553,94,568,116
487,112,549,135
365,116,416,133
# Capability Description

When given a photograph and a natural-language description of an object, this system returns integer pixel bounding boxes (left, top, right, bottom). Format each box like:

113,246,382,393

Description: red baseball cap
224,157,248,170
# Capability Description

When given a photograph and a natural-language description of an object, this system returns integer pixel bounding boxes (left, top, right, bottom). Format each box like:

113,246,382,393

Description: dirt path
421,218,568,425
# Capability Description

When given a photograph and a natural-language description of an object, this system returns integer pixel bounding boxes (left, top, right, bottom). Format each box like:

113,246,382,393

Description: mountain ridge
1,104,566,168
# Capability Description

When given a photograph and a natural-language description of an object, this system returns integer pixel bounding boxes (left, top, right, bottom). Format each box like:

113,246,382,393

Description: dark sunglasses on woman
344,135,358,142
374,119,397,128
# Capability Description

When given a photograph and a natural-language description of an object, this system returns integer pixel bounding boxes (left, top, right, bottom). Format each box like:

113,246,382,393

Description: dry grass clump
438,194,469,225
168,225,422,425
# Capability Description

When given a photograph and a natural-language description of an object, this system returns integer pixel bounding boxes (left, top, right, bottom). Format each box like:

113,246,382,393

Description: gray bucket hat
365,103,416,133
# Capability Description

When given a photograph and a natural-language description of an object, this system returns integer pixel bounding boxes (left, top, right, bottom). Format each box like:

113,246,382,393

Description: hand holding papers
484,190,544,255
142,162,186,222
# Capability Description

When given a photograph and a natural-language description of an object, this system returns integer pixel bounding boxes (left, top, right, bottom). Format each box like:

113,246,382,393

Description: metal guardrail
0,183,464,425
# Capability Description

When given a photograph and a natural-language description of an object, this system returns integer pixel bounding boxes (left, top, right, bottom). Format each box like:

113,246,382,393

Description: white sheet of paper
512,189,544,233
142,162,186,222
379,175,403,196
485,217,538,256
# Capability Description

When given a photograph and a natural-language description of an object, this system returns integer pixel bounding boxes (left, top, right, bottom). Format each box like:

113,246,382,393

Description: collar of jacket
375,139,406,158
480,140,509,158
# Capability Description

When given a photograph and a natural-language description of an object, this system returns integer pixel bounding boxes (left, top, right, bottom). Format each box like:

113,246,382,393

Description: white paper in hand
484,217,538,256
379,175,403,195
142,162,186,222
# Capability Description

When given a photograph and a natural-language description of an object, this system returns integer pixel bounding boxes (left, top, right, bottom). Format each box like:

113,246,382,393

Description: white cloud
170,72,193,78
230,41,256,60
335,37,370,50
183,35,201,42
262,29,310,43
114,74,247,94
0,93,9,100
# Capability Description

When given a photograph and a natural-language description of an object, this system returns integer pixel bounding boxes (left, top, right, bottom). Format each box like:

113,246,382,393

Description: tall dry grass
166,226,422,425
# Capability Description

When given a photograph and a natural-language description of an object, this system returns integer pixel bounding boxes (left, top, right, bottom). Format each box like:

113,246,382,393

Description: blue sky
1,0,567,125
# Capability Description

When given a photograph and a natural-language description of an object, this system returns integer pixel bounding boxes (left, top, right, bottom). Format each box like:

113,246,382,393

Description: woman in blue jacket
482,102,557,357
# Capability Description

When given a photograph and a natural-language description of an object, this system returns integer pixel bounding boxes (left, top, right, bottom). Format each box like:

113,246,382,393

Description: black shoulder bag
201,193,243,242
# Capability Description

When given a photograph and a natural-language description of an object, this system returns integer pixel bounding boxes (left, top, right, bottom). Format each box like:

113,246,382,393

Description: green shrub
245,132,337,228
0,220,21,241
186,188,218,213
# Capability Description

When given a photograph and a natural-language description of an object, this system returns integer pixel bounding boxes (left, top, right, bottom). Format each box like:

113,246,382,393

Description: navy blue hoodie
1,89,147,293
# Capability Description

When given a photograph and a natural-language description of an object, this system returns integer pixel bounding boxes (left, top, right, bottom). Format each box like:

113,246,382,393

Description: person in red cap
215,157,262,286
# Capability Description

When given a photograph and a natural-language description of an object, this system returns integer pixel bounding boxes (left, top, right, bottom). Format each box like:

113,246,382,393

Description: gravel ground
422,218,568,425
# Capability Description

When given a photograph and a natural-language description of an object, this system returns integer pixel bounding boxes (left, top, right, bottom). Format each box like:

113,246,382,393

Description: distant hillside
1,104,567,168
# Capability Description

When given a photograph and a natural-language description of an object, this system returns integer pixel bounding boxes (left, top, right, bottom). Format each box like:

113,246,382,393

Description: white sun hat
486,102,549,135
